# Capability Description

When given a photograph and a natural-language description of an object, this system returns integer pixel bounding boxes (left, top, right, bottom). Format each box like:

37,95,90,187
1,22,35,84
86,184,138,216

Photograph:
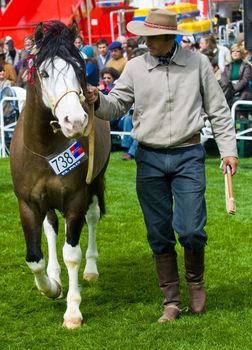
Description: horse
10,21,110,329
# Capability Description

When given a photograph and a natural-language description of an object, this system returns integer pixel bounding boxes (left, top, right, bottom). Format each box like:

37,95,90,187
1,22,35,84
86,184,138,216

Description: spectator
209,57,233,107
0,47,17,85
180,35,196,51
130,47,148,58
224,43,252,104
96,38,111,72
106,41,127,75
80,45,99,86
2,36,19,67
0,64,11,89
116,35,128,59
126,38,138,60
98,67,119,94
74,34,85,50
120,46,148,160
199,33,231,72
16,35,35,88
236,32,252,68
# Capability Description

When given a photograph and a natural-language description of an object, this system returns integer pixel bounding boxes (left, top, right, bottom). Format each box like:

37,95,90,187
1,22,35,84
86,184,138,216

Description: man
180,35,196,51
116,35,128,59
87,9,238,323
96,38,111,72
106,41,127,76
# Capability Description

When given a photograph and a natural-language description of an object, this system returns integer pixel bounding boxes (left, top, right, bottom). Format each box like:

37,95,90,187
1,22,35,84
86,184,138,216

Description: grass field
0,151,251,350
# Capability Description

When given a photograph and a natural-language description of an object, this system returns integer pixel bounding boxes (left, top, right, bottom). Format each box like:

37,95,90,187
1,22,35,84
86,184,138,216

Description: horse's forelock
35,21,87,90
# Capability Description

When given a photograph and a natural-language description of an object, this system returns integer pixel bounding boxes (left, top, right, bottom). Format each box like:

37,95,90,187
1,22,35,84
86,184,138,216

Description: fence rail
1,97,252,158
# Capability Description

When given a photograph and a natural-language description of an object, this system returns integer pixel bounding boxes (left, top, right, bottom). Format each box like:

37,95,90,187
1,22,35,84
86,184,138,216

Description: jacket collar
146,44,187,70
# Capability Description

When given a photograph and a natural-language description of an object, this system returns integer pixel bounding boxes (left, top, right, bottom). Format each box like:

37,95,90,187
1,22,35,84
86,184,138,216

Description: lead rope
85,103,94,184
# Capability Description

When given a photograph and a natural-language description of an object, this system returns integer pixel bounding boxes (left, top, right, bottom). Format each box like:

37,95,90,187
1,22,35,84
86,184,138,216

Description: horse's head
33,21,90,138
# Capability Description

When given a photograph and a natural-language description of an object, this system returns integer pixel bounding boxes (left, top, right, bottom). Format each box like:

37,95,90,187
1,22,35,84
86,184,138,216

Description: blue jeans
135,144,207,255
118,113,138,157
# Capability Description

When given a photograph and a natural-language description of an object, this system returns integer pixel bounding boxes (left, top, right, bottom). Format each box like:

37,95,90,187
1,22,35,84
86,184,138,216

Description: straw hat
127,8,190,36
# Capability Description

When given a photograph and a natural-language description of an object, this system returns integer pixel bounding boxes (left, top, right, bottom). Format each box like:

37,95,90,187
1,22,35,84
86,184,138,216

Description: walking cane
224,165,236,214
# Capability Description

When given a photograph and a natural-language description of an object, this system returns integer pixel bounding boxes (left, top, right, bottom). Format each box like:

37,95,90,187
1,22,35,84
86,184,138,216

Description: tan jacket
106,56,127,76
96,45,237,158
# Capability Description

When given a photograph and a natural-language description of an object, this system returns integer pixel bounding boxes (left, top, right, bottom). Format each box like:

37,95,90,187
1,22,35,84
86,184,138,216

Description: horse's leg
83,195,100,281
43,210,63,298
63,212,84,329
19,200,62,299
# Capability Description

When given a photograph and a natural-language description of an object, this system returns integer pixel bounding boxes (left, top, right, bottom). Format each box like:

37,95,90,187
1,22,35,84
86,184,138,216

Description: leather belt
139,134,201,152
184,133,200,145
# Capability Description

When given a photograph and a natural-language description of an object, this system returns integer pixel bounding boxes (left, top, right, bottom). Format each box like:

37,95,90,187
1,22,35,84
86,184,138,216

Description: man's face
111,48,123,60
181,36,192,50
145,35,175,56
97,44,108,57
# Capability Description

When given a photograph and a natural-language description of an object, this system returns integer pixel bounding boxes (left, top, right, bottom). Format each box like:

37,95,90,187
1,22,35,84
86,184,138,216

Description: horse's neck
23,87,65,154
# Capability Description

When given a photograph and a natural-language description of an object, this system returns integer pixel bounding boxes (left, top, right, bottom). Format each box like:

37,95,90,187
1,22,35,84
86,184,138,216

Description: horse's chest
30,176,84,210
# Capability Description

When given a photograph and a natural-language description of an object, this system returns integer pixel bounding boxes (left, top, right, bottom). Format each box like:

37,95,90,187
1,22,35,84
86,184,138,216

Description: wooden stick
225,165,236,214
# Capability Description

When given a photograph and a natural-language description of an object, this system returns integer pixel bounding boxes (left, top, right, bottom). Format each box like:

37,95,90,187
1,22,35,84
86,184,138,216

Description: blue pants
117,113,138,157
135,144,208,255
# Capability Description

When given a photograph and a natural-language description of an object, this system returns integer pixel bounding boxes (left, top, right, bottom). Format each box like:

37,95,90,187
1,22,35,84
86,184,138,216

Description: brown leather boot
154,252,181,323
184,248,206,314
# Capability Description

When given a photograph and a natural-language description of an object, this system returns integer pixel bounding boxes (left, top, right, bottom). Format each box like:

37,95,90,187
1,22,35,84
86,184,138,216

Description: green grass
0,152,252,350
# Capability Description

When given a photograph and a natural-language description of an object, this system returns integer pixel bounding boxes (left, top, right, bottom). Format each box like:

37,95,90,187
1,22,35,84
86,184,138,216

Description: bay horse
10,21,110,329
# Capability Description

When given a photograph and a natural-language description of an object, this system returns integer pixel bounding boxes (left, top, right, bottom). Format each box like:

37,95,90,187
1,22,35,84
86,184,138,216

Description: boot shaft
184,248,206,313
154,252,180,307
184,248,205,283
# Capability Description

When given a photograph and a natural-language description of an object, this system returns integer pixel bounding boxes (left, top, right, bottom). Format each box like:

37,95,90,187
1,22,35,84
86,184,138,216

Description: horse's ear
34,22,44,44
70,22,78,39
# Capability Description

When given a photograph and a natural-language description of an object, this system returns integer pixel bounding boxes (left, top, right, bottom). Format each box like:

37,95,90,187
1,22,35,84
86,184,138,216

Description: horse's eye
40,70,49,78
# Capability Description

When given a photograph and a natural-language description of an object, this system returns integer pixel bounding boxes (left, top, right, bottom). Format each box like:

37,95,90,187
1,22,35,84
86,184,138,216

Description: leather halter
36,68,86,119
36,68,94,184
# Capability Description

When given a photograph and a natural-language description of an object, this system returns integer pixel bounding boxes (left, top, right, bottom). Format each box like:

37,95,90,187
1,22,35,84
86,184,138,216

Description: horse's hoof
38,279,62,299
83,272,99,281
56,290,64,299
63,317,83,330
49,279,62,299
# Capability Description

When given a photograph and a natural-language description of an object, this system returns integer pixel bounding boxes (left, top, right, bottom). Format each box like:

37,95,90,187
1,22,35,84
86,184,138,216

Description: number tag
47,141,87,176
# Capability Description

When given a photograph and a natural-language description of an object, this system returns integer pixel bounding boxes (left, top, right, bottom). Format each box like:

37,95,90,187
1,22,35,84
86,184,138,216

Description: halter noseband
36,68,86,119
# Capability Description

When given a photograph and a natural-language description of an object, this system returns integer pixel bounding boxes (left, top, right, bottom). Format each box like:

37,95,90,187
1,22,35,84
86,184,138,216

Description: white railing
110,9,136,42
0,96,26,158
231,100,252,141
1,98,251,158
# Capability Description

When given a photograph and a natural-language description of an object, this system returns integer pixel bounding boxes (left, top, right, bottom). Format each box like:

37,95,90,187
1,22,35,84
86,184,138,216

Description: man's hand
222,157,238,175
86,85,99,105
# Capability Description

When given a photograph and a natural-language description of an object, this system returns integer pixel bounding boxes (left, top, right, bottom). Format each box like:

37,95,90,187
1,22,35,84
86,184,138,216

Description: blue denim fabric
120,113,138,157
135,144,207,255
128,140,138,157
110,111,139,157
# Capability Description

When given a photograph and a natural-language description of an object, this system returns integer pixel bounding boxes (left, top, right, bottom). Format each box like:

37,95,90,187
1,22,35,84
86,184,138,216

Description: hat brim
127,21,190,36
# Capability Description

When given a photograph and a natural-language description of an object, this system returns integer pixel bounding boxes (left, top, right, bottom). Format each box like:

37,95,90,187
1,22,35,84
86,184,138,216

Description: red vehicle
0,0,136,49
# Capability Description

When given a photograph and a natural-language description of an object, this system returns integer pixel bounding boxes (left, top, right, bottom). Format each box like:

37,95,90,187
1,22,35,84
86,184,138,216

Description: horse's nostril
64,116,70,125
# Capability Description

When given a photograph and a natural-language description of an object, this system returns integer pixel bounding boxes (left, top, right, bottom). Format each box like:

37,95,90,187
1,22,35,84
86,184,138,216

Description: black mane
35,21,86,91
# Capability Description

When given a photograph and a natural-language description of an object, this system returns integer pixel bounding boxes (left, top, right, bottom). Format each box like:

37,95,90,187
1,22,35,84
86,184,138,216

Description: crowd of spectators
1,26,252,159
